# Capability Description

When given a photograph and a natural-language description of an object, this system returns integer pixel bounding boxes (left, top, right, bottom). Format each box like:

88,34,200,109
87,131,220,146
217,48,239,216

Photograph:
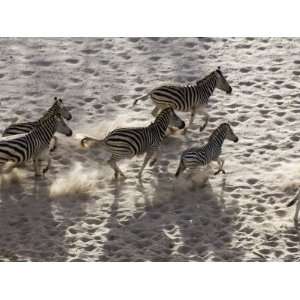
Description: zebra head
221,123,238,143
215,67,232,94
53,97,72,121
55,114,73,137
167,107,185,129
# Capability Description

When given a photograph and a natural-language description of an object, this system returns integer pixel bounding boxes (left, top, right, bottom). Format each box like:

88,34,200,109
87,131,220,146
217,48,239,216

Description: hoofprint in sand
0,37,299,261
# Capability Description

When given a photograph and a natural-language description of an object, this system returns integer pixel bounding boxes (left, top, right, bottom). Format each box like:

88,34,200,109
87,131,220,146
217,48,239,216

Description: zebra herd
1,66,299,223
0,67,237,181
82,67,237,179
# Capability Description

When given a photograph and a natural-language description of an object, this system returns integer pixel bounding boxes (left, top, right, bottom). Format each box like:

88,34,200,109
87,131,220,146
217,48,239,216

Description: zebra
132,67,232,132
287,188,300,226
0,114,72,176
80,107,185,179
175,123,238,177
2,97,72,152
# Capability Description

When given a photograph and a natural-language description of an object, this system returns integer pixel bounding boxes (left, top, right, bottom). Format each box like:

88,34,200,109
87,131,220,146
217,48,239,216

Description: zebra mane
40,99,60,121
196,70,215,85
208,123,229,142
37,112,58,125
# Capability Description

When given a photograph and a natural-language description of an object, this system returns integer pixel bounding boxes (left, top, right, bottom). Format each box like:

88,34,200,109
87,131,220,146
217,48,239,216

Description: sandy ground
0,37,299,261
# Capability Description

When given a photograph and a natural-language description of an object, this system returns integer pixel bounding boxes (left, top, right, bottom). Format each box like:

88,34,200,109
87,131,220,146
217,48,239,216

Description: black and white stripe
175,123,238,177
133,67,232,132
81,107,185,178
2,97,72,152
0,114,72,176
287,189,300,226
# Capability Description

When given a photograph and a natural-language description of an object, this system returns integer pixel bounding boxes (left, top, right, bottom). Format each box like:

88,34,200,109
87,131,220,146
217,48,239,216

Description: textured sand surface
0,37,300,261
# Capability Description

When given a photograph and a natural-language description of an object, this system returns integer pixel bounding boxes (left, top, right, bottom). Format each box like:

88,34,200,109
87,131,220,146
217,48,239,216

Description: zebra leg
49,136,57,152
42,157,52,175
175,160,185,177
108,157,126,179
151,106,160,117
294,198,300,226
183,109,196,134
149,150,160,167
214,158,225,175
199,110,209,132
138,151,153,177
2,161,18,174
34,159,42,177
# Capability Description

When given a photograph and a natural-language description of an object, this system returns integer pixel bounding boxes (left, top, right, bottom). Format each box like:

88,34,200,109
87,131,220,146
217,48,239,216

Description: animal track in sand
30,60,52,67
81,49,99,55
65,58,79,64
269,67,280,72
284,84,296,89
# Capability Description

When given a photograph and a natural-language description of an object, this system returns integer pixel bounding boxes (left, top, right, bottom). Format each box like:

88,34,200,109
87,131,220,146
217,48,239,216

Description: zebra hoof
43,169,49,175
114,172,126,180
214,169,225,175
149,159,157,167
50,146,56,152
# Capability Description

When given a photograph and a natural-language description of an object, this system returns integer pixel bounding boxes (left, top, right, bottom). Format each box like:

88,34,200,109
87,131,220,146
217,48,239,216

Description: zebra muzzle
178,121,185,130
80,138,88,148
226,86,232,94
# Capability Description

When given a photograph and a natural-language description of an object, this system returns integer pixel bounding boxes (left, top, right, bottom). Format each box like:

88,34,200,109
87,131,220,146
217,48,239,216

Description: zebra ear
54,96,58,101
223,118,230,126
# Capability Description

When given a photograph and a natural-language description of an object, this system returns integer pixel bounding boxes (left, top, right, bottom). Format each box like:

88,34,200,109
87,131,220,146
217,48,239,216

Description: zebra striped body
0,115,72,175
150,76,217,112
81,107,185,178
133,67,232,132
2,97,72,152
175,123,238,177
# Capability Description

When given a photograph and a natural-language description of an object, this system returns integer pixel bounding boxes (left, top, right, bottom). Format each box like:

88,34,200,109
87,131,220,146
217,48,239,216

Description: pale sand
0,37,299,261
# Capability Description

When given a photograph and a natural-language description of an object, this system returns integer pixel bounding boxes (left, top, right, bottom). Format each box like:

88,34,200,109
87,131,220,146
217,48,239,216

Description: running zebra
2,97,72,152
175,123,238,177
287,189,300,226
133,67,232,132
0,114,72,176
81,107,185,178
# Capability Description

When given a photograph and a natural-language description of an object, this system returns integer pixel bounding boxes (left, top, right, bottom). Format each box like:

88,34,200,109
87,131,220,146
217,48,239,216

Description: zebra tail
287,188,300,207
175,160,184,177
132,93,149,106
80,136,105,149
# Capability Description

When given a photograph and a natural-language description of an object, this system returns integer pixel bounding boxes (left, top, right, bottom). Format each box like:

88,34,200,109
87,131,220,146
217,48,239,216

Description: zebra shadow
100,136,245,261
0,174,86,261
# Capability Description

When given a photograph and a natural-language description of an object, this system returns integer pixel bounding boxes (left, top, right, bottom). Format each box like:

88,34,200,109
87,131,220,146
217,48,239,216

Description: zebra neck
34,119,56,144
40,103,58,121
208,131,225,148
196,74,217,100
151,114,169,140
